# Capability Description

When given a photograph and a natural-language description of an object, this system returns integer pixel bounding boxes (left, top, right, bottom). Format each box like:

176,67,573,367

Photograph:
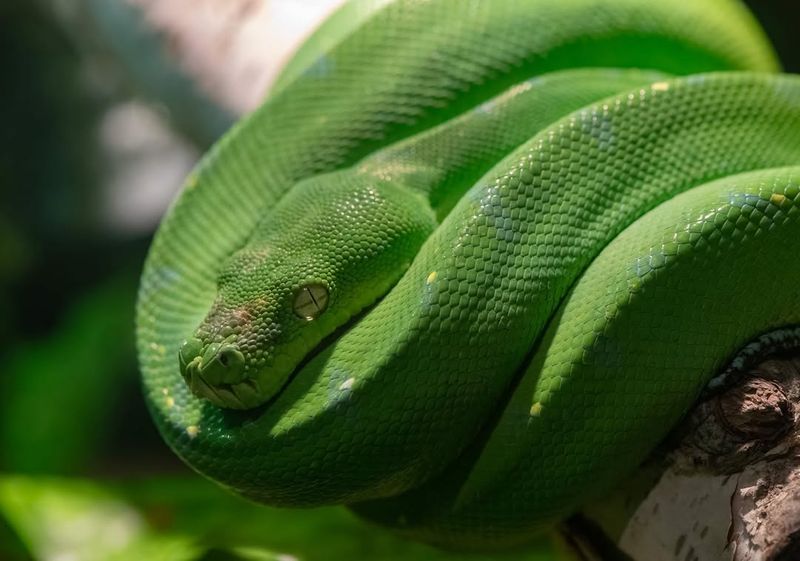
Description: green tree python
137,0,800,550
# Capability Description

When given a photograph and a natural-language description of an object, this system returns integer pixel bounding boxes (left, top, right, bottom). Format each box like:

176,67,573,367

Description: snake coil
138,0,800,549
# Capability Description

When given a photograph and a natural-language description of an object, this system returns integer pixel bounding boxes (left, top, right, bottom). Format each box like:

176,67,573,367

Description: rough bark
577,355,800,561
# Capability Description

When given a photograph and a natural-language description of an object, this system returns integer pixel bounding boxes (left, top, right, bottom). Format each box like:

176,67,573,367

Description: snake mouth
185,367,264,409
179,337,263,409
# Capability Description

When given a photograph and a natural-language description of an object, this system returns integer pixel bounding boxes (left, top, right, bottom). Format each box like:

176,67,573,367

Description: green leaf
0,476,198,561
0,475,569,561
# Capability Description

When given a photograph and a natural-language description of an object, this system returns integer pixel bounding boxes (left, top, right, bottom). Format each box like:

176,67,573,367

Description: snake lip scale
138,0,800,549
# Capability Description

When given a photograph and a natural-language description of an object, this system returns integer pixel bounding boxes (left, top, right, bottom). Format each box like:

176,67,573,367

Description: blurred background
0,1,798,559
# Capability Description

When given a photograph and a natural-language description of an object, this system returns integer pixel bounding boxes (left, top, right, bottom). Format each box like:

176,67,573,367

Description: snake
137,0,800,550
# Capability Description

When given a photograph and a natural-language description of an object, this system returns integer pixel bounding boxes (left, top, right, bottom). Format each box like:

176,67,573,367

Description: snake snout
178,337,202,370
178,337,247,395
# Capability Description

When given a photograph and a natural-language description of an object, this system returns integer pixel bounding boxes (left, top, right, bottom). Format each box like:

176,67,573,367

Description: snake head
177,171,436,410
177,269,335,410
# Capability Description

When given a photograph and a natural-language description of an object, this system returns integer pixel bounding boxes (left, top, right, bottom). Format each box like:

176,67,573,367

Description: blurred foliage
0,0,96,347
1,273,138,473
0,0,166,481
0,476,565,561
0,3,98,246
81,0,235,146
0,0,798,560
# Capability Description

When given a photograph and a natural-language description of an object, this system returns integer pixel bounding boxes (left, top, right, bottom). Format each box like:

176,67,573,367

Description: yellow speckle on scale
150,342,166,355
426,271,437,284
186,425,199,438
339,377,355,391
185,173,199,189
529,402,543,417
771,193,787,205
165,397,175,408
161,388,169,396
651,81,670,92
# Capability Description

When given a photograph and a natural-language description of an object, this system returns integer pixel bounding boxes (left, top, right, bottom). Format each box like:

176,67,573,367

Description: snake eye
293,283,329,320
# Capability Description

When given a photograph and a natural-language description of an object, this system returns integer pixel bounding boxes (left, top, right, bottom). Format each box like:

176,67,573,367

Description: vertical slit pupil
293,284,329,320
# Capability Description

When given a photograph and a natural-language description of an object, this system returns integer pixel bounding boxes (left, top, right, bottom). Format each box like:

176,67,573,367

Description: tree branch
581,354,800,561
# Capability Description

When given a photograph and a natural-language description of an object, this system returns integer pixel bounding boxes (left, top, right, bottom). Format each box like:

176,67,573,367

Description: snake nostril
217,346,245,372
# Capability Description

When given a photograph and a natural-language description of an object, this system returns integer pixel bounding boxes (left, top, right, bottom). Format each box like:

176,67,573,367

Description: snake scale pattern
138,0,800,549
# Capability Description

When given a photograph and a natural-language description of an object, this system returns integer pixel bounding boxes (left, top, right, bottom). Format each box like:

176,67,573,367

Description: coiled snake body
138,0,800,549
